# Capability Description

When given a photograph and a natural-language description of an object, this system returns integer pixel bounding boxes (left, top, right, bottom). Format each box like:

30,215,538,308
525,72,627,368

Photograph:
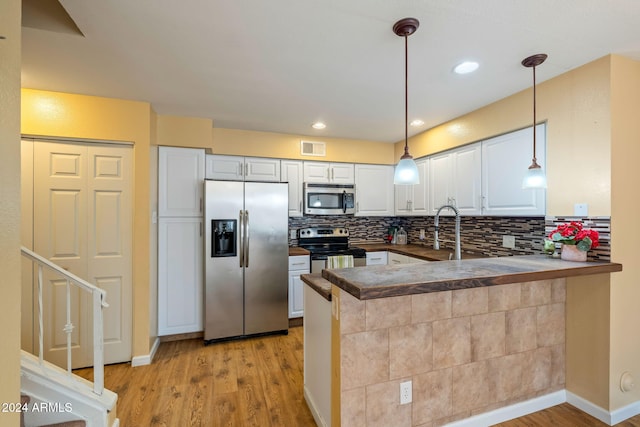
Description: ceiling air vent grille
300,140,326,157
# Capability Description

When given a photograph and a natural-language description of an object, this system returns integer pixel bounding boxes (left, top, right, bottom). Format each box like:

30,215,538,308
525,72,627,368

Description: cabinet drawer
366,251,388,266
289,255,310,270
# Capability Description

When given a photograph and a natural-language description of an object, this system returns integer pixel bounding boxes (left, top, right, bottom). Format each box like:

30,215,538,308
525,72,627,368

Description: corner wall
21,89,154,359
0,0,22,425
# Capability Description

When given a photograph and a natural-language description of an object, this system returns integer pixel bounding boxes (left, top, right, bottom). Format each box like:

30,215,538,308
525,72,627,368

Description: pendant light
393,18,420,185
521,53,547,189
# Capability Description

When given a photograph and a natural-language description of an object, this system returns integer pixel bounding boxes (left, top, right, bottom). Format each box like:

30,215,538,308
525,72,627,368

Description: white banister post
93,289,105,395
64,279,73,374
37,264,44,367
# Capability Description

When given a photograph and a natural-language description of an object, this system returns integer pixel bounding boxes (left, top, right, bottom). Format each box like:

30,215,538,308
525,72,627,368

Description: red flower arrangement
548,221,599,252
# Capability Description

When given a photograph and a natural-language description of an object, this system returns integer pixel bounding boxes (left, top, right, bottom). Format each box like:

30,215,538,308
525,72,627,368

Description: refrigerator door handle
244,210,250,268
238,210,244,268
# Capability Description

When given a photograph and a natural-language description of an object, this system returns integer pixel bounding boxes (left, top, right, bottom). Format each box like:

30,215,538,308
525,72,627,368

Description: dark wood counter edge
300,273,332,301
322,256,623,301
289,247,310,256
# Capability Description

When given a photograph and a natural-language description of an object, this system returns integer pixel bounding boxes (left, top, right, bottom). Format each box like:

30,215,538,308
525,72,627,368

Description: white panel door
245,157,281,181
33,141,133,369
87,145,133,364
429,152,453,215
451,144,482,215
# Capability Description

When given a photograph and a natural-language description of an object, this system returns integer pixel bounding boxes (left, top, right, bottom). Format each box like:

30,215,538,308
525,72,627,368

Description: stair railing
20,246,108,396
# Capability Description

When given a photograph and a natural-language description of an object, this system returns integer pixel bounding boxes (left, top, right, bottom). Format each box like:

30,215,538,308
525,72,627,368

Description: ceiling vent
300,140,326,157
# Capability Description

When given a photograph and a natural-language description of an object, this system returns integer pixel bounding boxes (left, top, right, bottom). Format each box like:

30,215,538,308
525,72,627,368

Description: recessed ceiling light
311,122,326,130
454,61,479,75
410,119,424,127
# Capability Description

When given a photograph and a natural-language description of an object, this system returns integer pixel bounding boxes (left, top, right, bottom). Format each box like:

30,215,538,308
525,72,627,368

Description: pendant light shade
521,53,547,189
393,18,420,185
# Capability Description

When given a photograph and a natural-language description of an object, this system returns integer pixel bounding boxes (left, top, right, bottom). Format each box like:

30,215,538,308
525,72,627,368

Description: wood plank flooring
75,326,640,426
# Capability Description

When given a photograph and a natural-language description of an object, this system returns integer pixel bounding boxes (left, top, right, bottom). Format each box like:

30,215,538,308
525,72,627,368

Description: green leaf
576,237,592,252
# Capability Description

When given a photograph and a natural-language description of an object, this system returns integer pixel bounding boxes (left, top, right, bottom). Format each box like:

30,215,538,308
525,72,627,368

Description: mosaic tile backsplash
289,215,611,261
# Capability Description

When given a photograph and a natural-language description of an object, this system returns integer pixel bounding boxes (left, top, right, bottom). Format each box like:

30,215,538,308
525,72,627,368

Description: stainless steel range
297,227,366,273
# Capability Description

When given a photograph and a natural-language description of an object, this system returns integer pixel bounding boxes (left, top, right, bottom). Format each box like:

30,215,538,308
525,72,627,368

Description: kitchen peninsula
302,255,622,427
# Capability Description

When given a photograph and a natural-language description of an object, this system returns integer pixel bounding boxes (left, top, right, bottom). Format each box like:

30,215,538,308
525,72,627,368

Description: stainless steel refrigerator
204,180,289,342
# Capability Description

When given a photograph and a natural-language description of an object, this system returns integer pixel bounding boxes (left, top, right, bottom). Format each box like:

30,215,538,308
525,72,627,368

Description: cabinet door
411,159,429,215
394,185,412,215
205,155,244,180
159,147,205,217
288,256,310,318
355,164,394,216
158,217,203,335
281,160,304,217
303,161,330,183
429,152,453,215
366,251,388,265
451,144,482,215
387,252,408,265
245,157,281,182
330,163,355,184
481,125,546,216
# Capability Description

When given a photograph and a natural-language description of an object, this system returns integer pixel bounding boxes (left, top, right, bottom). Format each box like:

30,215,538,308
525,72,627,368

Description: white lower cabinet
288,255,310,318
158,217,203,335
366,251,388,266
387,251,430,265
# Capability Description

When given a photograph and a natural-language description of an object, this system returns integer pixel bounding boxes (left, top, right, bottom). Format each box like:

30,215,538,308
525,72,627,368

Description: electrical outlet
400,380,412,404
574,203,588,216
503,235,516,249
290,229,297,239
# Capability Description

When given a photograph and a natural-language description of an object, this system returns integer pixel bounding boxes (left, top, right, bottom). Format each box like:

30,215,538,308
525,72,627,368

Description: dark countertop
289,247,310,256
300,273,332,301
354,243,486,261
321,255,622,300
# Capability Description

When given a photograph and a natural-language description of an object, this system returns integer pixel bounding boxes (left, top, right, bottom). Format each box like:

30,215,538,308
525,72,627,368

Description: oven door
304,183,355,215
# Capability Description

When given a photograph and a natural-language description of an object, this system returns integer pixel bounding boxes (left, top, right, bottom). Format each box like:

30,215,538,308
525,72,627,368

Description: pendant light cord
404,34,409,156
532,64,537,164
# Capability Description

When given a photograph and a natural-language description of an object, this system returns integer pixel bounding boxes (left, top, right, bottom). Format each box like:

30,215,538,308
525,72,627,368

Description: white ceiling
20,0,640,143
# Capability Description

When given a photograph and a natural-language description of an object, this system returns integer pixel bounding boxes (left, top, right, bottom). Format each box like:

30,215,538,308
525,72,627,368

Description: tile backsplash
289,215,611,260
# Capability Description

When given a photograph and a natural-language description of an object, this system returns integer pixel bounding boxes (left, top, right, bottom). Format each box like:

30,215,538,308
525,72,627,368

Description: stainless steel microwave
304,183,356,215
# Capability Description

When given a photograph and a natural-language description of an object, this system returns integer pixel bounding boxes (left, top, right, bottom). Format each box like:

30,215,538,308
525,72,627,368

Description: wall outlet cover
574,203,588,216
503,235,516,249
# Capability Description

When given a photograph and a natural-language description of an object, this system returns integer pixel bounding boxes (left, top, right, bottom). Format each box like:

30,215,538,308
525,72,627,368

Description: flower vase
560,244,587,262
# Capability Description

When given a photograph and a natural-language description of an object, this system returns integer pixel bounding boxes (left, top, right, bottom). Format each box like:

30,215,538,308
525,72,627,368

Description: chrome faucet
434,204,461,260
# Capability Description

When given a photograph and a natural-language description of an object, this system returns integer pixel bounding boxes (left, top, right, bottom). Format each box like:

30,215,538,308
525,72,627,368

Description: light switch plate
574,203,588,216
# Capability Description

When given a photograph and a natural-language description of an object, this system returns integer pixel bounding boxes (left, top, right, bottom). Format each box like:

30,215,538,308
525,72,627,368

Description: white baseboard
303,385,328,427
566,390,640,425
131,337,160,367
443,390,566,427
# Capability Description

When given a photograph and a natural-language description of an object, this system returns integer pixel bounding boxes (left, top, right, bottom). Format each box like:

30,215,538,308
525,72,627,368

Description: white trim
566,391,612,425
443,390,566,427
611,400,640,425
304,385,328,427
131,338,160,367
22,134,135,146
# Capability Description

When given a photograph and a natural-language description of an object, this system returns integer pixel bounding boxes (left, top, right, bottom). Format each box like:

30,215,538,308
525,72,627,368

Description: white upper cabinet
159,147,205,217
354,164,394,216
281,160,304,217
429,143,482,216
481,124,546,216
451,144,482,215
395,158,428,216
205,155,280,182
303,161,354,184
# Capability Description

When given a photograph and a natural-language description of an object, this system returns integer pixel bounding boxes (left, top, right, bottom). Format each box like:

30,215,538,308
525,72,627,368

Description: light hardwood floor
76,326,640,426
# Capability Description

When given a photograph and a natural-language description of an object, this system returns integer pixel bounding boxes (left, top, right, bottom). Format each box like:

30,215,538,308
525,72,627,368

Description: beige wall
609,55,640,409
21,89,154,358
156,115,213,150
212,127,395,164
0,0,22,425
400,56,613,217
